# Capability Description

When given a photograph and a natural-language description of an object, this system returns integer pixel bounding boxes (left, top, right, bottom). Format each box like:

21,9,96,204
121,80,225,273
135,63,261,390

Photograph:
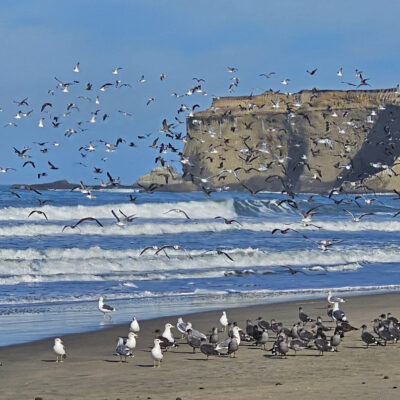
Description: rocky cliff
183,88,400,193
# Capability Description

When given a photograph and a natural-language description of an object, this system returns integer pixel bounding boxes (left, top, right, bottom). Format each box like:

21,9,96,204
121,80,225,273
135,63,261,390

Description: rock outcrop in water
182,88,400,193
136,165,197,192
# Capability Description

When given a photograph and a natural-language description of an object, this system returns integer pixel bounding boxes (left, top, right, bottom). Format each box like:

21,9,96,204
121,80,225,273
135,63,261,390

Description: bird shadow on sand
41,359,58,363
103,359,129,363
137,364,156,368
288,353,321,357
263,355,288,360
263,354,278,359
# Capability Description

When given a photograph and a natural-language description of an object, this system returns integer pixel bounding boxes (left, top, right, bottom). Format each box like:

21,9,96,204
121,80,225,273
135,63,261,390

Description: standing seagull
115,337,133,362
186,329,203,353
216,326,241,354
299,307,314,325
151,338,163,367
219,311,228,332
98,296,116,319
328,290,345,304
209,327,219,344
177,317,190,338
200,343,219,360
361,325,382,348
332,302,347,322
157,323,176,350
124,332,137,352
130,316,140,334
53,338,66,363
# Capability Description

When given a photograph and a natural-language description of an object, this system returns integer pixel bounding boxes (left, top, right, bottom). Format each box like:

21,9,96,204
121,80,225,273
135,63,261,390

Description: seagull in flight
112,67,122,75
344,209,374,223
154,244,192,259
164,209,191,219
302,235,343,251
259,72,275,78
0,167,15,173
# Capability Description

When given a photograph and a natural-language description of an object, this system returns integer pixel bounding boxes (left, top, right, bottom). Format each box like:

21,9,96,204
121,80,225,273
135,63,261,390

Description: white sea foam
0,199,236,221
0,244,398,285
2,216,400,237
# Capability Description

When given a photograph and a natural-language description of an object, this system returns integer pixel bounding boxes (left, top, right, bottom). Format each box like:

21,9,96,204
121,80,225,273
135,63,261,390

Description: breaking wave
0,245,399,285
0,199,237,221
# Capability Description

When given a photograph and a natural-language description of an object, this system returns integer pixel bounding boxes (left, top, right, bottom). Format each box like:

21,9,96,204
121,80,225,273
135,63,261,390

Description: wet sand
1,293,400,399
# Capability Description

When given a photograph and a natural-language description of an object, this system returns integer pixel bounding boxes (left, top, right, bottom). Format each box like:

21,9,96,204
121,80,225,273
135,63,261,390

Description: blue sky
0,0,399,185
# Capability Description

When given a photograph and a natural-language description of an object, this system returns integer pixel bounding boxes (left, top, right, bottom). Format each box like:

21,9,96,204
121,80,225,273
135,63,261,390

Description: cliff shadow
286,120,309,191
340,105,400,183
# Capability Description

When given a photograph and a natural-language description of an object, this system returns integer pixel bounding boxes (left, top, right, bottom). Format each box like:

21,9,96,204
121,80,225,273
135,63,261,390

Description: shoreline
2,286,400,348
2,292,400,399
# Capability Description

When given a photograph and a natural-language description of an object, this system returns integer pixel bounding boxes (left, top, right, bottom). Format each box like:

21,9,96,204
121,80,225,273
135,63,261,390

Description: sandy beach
1,293,400,399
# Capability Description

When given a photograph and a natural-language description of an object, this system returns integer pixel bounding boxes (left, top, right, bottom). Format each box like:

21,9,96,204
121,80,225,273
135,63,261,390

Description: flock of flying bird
4,64,396,231
1,63,381,200
52,291,400,366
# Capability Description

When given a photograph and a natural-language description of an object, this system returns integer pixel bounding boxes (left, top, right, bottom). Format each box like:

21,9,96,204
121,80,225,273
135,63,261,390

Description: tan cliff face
182,88,400,193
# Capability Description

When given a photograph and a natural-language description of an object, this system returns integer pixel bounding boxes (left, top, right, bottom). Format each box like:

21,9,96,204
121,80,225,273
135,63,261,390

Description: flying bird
306,68,318,75
164,209,191,219
112,67,122,75
214,216,242,226
28,210,48,220
344,209,374,222
62,217,103,231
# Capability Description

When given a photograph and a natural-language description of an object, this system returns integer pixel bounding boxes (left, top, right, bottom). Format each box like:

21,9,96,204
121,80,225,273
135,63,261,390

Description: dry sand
1,293,400,400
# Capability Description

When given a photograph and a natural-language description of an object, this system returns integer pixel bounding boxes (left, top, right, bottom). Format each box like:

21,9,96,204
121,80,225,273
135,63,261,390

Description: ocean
1,186,400,346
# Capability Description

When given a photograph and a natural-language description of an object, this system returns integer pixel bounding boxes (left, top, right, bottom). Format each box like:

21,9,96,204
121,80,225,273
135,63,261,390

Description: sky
0,0,399,185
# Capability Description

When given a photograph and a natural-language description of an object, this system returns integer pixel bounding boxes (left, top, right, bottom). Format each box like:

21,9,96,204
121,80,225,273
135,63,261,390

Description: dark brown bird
62,217,103,231
204,250,234,261
215,216,242,226
41,103,53,112
280,266,305,275
271,228,298,235
306,68,318,75
23,161,35,168
48,161,58,170
28,210,48,220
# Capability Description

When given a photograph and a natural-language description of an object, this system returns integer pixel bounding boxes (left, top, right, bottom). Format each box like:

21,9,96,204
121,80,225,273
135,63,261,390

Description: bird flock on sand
52,291,400,366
